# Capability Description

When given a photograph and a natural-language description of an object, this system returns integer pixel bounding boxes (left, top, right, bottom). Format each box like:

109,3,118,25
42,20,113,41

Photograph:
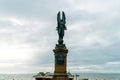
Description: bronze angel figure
56,11,67,44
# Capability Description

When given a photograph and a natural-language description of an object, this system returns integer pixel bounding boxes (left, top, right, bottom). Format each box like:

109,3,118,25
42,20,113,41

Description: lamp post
75,74,79,80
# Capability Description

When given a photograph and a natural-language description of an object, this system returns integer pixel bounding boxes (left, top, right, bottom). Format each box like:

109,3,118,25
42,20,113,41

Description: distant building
33,72,74,80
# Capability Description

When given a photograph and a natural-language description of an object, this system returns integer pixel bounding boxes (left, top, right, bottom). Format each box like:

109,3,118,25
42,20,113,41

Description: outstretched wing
62,11,66,24
57,11,61,26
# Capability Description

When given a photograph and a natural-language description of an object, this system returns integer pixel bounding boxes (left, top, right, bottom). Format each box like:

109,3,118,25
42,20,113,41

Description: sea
76,73,120,80
0,73,120,80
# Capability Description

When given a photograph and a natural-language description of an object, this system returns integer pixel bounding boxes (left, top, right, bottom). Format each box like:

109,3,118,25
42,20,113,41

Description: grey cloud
0,0,73,21
0,0,120,73
68,46,120,66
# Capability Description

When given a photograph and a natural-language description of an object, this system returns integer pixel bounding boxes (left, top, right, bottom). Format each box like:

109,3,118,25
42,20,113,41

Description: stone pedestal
53,44,69,80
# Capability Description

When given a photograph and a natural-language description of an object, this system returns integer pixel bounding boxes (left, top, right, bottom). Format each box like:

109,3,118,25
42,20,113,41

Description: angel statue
56,11,67,44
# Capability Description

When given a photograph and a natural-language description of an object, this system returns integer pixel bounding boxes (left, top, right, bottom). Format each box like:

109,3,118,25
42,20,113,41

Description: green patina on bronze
55,54,64,65
56,11,67,45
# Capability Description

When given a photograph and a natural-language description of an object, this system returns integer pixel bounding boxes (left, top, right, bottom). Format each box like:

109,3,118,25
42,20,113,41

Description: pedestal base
53,44,69,80
53,73,68,80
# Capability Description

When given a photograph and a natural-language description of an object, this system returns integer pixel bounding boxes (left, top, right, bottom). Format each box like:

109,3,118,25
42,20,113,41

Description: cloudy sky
0,0,120,73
